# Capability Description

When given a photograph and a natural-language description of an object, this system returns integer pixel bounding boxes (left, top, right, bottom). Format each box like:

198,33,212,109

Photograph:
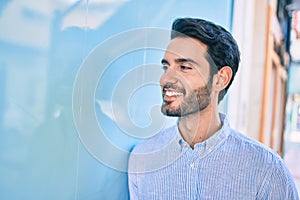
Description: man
128,18,299,199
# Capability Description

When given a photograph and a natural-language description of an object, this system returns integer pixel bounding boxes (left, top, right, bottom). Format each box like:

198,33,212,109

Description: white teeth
165,91,182,97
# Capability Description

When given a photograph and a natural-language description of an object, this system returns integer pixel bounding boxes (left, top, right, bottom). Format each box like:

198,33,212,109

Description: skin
160,37,233,148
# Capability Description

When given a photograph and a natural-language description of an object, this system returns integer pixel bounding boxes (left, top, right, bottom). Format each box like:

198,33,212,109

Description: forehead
164,37,208,61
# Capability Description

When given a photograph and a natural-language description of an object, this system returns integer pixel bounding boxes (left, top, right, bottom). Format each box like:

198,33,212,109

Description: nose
160,68,178,87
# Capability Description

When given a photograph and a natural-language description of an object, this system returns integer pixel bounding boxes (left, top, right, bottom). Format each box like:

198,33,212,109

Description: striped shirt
128,114,299,199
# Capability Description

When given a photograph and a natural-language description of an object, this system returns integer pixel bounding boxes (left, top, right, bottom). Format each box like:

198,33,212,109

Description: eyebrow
161,59,169,65
161,58,199,66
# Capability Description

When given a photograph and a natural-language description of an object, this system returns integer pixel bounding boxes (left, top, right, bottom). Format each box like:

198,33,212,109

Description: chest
136,154,262,199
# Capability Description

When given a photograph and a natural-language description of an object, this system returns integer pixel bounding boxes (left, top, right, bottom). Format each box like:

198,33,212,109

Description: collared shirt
128,114,299,199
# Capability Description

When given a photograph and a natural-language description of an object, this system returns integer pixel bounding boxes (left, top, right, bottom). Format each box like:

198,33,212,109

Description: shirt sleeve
257,160,299,200
128,152,139,200
128,173,138,199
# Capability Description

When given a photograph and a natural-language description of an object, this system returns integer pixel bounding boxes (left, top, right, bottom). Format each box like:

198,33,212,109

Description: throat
178,112,221,147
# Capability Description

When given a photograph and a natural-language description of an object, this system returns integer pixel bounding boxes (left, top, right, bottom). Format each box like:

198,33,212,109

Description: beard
161,78,212,117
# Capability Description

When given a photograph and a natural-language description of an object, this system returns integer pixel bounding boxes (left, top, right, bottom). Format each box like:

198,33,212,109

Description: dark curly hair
171,18,240,102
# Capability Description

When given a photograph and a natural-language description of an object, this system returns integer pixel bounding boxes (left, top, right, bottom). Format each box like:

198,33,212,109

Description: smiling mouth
162,84,185,101
163,88,184,102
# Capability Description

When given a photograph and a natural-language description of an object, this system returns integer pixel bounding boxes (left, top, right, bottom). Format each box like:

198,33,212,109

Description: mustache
162,83,186,94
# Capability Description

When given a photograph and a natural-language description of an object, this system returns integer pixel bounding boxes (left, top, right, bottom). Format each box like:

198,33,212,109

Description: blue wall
0,0,234,199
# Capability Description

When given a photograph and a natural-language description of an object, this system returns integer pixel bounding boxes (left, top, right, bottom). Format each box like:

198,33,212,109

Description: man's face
160,37,213,117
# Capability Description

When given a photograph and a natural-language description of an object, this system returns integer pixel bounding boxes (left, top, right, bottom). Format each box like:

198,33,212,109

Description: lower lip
163,94,181,101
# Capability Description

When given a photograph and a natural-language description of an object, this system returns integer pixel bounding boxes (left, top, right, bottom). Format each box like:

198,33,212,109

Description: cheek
190,68,210,86
184,75,208,90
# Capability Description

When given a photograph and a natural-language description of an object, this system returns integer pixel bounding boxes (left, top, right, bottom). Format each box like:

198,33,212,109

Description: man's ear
215,66,232,90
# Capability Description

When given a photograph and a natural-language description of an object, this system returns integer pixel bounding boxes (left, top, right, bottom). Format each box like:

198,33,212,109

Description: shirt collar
175,113,230,156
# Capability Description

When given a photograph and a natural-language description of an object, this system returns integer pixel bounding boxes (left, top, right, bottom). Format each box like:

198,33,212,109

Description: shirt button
190,162,195,169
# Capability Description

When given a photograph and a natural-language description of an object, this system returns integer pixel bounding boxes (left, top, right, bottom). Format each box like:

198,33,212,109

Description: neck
178,106,221,149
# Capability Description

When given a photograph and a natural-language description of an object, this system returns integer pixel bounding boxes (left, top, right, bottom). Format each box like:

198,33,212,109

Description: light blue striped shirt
128,114,299,199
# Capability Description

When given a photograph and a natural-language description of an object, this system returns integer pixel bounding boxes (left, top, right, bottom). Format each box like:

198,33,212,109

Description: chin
161,106,180,117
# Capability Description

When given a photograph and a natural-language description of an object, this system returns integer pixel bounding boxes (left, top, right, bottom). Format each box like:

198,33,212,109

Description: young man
128,18,299,199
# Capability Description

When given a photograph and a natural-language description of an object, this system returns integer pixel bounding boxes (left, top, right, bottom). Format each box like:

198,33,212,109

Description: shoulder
128,125,180,173
218,114,281,164
226,130,299,197
130,125,178,154
226,129,284,166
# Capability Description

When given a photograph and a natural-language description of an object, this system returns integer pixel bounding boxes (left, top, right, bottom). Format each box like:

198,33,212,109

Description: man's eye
180,65,192,70
162,65,169,71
